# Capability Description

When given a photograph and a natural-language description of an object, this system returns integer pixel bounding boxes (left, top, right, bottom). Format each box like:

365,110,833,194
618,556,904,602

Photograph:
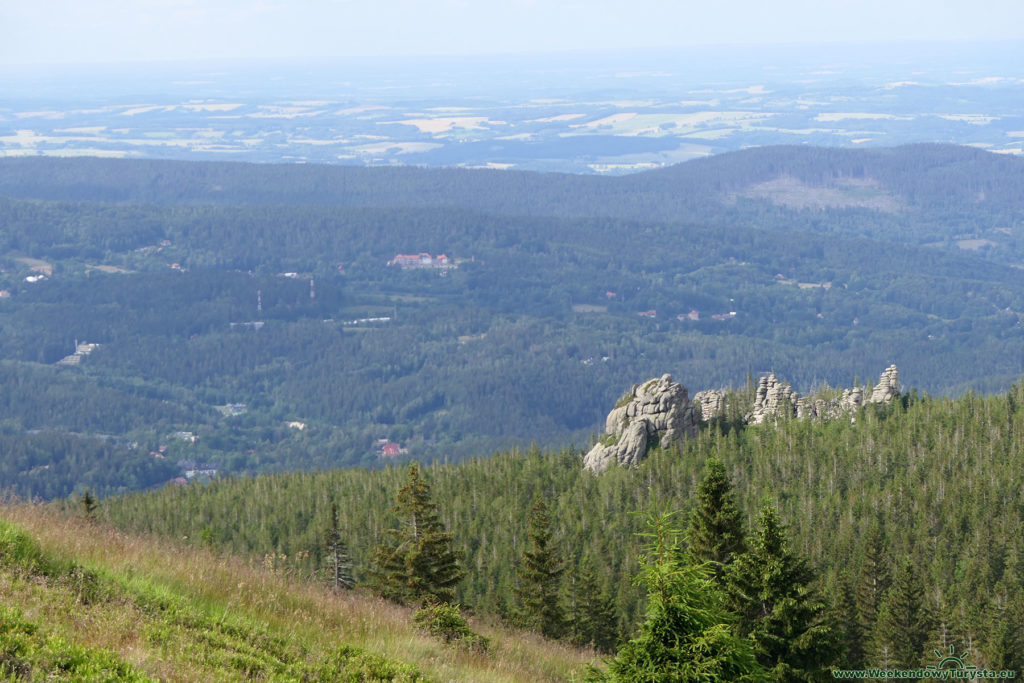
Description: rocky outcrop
583,374,699,473
693,389,728,421
585,365,901,473
746,373,800,425
869,365,899,404
749,365,899,424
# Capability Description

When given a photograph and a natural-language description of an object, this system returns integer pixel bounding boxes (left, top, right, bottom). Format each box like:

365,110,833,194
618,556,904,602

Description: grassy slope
0,504,598,682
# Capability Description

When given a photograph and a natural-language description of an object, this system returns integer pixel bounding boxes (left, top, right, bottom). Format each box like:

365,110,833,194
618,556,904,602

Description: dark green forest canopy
100,387,1024,670
1,145,1024,498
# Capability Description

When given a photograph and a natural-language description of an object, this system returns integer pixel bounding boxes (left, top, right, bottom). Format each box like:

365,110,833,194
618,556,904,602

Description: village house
389,253,455,269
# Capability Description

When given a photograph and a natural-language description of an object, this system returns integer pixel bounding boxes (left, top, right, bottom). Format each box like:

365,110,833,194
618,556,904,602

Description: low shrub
412,603,490,653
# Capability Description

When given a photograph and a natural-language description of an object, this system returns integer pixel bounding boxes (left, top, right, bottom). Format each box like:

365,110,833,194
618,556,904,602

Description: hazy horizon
4,0,1024,66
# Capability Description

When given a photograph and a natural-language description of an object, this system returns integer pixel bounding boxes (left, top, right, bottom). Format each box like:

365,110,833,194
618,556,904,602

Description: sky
2,0,1024,66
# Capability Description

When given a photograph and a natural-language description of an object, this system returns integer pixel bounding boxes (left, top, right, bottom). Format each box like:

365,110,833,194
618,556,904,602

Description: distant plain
2,43,1022,173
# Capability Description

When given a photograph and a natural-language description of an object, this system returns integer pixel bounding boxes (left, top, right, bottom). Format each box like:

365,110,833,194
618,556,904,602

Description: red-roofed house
391,254,422,267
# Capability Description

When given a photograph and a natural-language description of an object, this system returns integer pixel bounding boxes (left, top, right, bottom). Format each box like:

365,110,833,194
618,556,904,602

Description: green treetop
873,559,932,669
515,496,568,639
367,463,463,606
854,522,891,664
603,507,767,683
685,457,746,580
727,502,838,681
569,555,620,653
325,502,355,590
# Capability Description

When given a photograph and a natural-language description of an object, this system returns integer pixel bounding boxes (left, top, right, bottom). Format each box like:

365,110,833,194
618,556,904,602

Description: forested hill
2,145,1024,499
1,144,1023,262
99,386,1024,671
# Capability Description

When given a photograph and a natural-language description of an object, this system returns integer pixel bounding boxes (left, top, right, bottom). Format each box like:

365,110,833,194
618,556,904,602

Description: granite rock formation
693,389,728,421
746,373,800,425
586,366,901,473
583,374,699,473
749,365,899,424
869,365,900,404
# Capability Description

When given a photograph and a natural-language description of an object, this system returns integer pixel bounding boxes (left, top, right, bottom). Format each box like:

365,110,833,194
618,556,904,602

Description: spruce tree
80,488,98,519
606,508,767,682
367,463,463,606
726,503,838,681
685,457,746,580
570,556,619,653
324,502,355,590
854,523,891,663
515,497,568,639
982,582,1024,671
873,559,931,668
831,570,865,669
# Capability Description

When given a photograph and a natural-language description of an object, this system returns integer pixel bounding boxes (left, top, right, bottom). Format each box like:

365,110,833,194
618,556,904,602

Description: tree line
96,385,1024,674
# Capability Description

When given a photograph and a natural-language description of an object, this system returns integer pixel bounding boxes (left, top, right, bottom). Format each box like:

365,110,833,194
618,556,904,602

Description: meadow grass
0,503,601,681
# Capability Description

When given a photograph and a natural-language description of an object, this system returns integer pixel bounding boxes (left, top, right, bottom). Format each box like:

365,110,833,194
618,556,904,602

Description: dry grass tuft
1,502,600,682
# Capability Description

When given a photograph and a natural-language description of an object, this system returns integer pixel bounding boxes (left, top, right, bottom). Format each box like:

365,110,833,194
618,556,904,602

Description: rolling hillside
0,503,596,681
1,146,1024,497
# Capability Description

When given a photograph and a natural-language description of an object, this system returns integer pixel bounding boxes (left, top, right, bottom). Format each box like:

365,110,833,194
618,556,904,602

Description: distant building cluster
672,310,736,322
177,459,218,480
634,308,737,321
389,253,452,269
56,341,101,367
219,403,247,417
377,438,407,458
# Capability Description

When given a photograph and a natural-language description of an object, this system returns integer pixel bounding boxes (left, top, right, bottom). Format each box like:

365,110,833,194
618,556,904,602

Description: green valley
0,146,1023,497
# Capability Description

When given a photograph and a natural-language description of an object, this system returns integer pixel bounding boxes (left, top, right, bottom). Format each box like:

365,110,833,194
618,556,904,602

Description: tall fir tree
873,559,931,668
80,488,98,519
726,502,839,681
367,463,463,606
685,457,746,580
569,556,619,653
324,502,355,590
605,508,767,682
831,570,864,669
854,522,891,663
515,497,568,639
981,581,1024,671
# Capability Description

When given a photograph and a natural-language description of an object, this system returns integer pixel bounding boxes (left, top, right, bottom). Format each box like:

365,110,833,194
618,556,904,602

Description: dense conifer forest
98,384,1024,672
2,146,1024,498
3,145,1024,678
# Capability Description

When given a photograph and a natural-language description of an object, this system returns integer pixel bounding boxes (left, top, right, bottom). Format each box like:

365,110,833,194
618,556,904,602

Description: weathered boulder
750,365,899,424
869,365,900,404
584,366,903,472
584,374,699,473
693,389,728,421
746,373,799,424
